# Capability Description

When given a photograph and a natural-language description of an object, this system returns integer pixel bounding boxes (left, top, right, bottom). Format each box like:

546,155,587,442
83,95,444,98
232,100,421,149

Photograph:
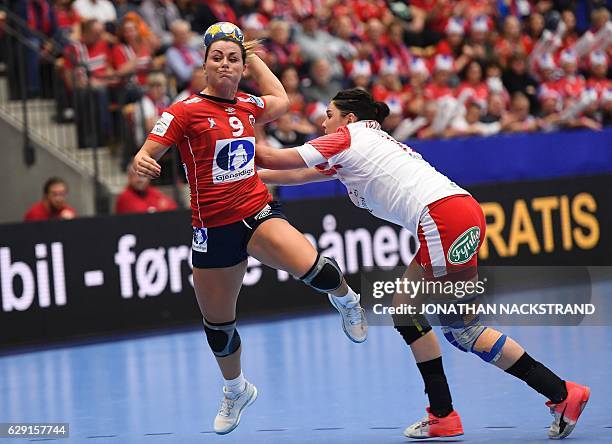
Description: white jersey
296,120,469,235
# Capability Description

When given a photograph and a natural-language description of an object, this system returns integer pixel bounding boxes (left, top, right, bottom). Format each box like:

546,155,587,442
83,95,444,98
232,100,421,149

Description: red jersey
111,43,153,85
64,39,112,79
24,201,77,221
55,6,80,30
115,185,177,214
587,78,611,99
424,83,454,100
147,92,271,228
554,75,586,99
435,40,459,57
455,82,488,104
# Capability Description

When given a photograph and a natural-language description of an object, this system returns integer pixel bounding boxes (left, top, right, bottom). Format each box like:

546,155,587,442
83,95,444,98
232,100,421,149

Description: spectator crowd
8,0,612,154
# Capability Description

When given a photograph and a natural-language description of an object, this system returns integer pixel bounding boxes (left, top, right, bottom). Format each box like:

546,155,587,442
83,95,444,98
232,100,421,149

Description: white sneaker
328,293,368,343
403,407,464,439
213,381,258,435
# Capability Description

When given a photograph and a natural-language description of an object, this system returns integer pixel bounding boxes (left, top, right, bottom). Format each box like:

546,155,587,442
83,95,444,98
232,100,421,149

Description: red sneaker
546,381,590,439
403,407,464,439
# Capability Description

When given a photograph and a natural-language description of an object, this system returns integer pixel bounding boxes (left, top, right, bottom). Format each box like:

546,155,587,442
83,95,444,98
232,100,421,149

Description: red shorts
415,194,485,280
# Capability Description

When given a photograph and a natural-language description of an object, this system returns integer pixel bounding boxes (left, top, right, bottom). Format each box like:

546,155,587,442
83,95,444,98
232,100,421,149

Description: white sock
333,287,359,306
224,371,246,394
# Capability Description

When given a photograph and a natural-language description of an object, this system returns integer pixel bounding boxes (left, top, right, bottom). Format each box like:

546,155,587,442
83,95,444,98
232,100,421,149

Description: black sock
505,352,568,403
417,357,454,418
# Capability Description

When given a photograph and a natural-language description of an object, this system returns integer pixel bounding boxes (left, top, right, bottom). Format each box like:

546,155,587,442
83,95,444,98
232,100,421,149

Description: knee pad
299,254,342,293
393,314,432,346
442,323,506,363
394,324,433,346
203,318,241,357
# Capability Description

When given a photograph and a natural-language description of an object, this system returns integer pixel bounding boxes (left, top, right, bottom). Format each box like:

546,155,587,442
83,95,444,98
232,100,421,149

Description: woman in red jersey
132,22,367,435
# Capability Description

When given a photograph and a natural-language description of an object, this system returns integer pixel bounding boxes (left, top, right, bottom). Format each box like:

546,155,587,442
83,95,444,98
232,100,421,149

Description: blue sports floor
1,315,610,443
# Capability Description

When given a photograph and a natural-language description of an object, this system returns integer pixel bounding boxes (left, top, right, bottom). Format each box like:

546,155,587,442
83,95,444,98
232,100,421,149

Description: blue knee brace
442,324,507,363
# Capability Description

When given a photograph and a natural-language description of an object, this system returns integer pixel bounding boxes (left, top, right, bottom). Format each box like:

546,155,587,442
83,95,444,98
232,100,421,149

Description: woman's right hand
133,153,161,179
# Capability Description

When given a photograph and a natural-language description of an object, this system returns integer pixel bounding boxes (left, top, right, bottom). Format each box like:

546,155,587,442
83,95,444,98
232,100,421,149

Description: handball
203,22,244,48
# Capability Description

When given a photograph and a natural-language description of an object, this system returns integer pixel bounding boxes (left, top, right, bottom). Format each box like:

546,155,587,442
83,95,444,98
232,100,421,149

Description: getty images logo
0,243,66,312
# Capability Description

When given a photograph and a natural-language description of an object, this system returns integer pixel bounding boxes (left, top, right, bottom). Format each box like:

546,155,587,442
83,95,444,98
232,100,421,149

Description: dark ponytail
332,88,390,125
373,100,390,123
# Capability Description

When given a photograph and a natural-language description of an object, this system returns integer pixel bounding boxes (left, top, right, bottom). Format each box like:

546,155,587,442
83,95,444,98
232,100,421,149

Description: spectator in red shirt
54,0,81,45
351,0,390,23
115,165,178,214
586,52,610,100
63,18,115,147
436,17,465,58
384,21,412,78
555,49,586,99
440,17,477,73
424,55,455,100
560,10,579,50
348,59,373,90
111,14,155,87
495,15,533,67
535,53,559,92
191,0,237,35
24,177,77,221
457,60,488,107
409,0,454,42
363,18,387,74
371,58,404,103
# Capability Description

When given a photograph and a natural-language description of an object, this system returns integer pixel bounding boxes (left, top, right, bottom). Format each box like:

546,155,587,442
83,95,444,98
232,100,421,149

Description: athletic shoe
403,407,464,439
328,293,367,343
546,381,590,439
213,381,258,435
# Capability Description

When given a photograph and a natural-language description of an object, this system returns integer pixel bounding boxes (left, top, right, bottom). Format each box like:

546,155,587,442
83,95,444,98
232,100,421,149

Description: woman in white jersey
256,88,590,441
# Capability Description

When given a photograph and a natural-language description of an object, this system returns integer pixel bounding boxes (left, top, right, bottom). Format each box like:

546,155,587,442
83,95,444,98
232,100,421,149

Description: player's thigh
192,261,247,323
392,258,426,308
247,218,317,277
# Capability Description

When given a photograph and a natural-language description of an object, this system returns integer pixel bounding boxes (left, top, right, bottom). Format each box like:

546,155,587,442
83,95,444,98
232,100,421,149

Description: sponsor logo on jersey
225,107,236,114
208,117,216,128
248,114,255,127
151,112,174,137
238,95,265,108
254,204,271,220
192,227,208,253
212,137,256,184
447,226,481,265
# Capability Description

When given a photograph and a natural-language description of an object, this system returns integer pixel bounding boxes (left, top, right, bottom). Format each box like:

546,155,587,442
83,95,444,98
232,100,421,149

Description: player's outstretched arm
133,140,170,179
245,51,289,124
255,142,307,170
258,168,334,185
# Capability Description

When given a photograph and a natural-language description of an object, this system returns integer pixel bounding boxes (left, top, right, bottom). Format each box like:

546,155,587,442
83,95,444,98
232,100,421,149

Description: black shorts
191,201,287,269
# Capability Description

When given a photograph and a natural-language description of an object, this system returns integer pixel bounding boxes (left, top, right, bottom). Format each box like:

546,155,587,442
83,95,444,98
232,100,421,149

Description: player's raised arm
258,168,335,185
245,47,289,124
